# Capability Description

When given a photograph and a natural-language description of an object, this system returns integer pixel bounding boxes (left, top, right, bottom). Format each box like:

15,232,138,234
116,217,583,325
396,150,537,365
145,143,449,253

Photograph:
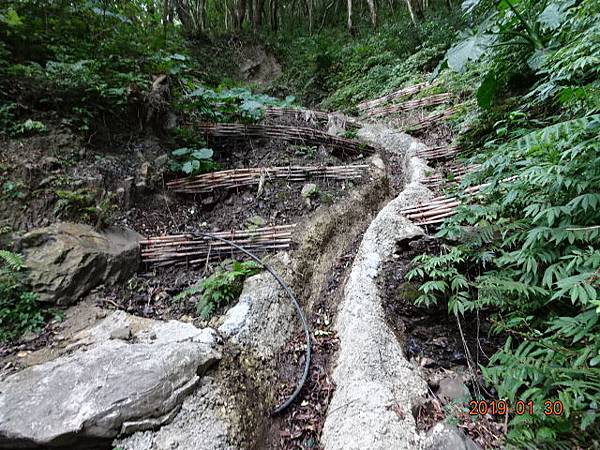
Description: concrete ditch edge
322,125,436,450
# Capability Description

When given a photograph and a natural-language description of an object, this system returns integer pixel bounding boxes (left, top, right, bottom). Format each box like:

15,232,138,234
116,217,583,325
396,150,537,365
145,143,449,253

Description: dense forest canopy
1,0,599,449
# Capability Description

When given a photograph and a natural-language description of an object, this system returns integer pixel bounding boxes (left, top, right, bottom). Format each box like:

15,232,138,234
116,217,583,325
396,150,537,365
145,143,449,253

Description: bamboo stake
408,107,459,132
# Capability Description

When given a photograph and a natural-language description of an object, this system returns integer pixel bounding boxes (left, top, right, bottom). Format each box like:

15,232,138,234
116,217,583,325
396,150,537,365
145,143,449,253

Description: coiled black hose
195,232,312,416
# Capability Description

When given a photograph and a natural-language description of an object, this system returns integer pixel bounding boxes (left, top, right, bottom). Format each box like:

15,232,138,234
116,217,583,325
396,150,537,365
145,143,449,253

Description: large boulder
18,222,144,305
0,311,221,449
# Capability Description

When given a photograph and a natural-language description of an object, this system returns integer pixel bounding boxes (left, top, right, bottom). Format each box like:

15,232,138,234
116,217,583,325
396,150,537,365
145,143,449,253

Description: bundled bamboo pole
401,176,517,225
357,82,430,111
409,107,459,132
422,164,478,189
167,165,369,194
416,145,461,161
264,107,362,130
399,182,489,225
198,123,377,157
366,93,452,118
141,224,296,267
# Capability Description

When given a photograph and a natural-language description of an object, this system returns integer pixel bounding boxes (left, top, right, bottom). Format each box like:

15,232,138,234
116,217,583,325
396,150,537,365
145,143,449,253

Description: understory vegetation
0,251,43,343
175,260,263,319
405,0,600,447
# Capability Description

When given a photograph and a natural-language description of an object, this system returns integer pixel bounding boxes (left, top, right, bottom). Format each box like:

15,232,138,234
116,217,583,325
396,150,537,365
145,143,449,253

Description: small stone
247,215,266,227
201,196,214,206
139,162,151,180
154,154,168,168
110,326,132,341
301,183,318,198
437,374,468,404
371,156,385,170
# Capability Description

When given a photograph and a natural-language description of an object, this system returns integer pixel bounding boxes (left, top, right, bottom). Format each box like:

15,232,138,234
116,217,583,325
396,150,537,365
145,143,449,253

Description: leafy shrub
409,71,600,450
175,260,263,319
0,250,44,343
2,181,25,200
169,147,218,175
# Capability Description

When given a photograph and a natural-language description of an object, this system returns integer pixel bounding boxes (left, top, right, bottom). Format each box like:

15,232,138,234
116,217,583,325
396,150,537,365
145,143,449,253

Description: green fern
0,250,24,272
174,260,263,319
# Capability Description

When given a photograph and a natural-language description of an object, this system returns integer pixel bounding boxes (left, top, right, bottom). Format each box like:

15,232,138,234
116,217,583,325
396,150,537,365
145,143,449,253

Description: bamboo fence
365,93,452,118
141,224,296,267
416,145,462,161
198,123,376,157
264,107,362,130
422,164,477,190
357,82,430,111
409,106,459,132
400,183,489,225
402,176,516,225
167,164,369,194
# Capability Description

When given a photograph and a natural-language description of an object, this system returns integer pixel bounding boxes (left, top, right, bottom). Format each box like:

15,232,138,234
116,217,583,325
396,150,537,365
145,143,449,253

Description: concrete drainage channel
0,120,477,450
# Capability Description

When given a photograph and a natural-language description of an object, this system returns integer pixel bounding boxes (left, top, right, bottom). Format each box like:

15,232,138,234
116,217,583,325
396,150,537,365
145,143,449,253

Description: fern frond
0,250,24,272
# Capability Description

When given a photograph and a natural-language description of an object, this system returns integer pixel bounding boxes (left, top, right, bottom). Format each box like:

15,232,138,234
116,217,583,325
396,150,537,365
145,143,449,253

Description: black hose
195,232,312,416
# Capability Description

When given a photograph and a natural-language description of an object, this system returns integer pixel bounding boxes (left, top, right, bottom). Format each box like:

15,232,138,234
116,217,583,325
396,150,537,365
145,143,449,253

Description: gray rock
437,374,468,404
154,154,169,170
218,269,294,358
246,215,266,227
19,222,144,305
0,311,221,449
114,377,234,450
422,423,481,450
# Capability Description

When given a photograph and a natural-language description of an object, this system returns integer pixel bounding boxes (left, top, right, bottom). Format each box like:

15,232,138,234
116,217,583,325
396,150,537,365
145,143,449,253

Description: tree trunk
236,0,247,29
270,0,279,31
404,0,423,24
346,0,353,33
307,0,313,34
252,0,264,28
366,0,378,28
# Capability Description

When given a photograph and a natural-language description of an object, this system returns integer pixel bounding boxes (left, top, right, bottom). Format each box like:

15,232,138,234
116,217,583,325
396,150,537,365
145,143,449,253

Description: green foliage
0,250,44,343
169,147,218,175
175,260,263,319
442,0,593,109
2,181,25,200
53,189,115,227
270,7,464,109
409,74,600,450
406,1,600,445
182,85,294,123
0,0,187,134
